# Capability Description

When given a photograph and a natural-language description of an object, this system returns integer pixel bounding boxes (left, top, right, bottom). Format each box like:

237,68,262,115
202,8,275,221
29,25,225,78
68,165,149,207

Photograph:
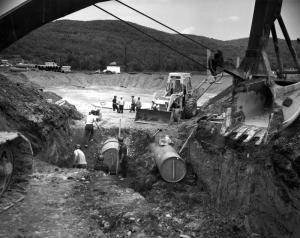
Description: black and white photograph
0,0,300,237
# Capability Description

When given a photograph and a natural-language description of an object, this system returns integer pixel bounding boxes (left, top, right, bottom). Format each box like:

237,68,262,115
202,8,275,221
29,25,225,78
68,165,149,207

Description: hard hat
118,137,124,142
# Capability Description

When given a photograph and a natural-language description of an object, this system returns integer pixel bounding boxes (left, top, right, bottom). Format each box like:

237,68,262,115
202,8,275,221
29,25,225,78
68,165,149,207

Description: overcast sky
60,0,300,41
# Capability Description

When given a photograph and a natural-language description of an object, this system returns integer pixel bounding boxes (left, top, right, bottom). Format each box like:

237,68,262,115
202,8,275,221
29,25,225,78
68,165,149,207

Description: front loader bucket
135,109,173,124
224,78,300,144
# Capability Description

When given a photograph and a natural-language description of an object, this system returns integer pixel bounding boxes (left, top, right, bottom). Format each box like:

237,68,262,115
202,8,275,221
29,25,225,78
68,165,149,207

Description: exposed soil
1,70,300,238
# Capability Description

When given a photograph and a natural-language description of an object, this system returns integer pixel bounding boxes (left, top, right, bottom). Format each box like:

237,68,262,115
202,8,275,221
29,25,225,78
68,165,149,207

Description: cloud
181,26,196,34
228,16,240,21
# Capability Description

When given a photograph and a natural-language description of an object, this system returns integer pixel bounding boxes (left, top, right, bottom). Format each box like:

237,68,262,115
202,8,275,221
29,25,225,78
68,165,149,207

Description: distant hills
1,20,300,72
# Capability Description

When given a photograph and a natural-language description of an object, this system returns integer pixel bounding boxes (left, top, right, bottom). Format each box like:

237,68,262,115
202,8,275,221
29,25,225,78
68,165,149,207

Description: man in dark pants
129,96,136,113
84,111,95,147
118,97,124,113
112,96,118,112
118,137,128,178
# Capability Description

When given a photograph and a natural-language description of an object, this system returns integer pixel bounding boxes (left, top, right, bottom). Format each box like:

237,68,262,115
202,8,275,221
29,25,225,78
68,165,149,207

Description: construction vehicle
0,132,33,197
135,72,218,124
211,0,300,145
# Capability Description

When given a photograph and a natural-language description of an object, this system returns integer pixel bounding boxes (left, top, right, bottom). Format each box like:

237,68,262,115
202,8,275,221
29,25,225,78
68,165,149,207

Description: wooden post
179,126,197,154
118,118,121,137
116,118,121,175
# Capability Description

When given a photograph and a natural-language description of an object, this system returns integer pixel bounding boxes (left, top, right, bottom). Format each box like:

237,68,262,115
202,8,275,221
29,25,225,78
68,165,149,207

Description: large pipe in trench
151,144,186,183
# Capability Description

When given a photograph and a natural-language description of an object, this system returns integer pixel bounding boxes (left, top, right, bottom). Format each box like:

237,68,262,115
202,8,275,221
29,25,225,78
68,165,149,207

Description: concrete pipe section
151,144,186,183
100,138,120,174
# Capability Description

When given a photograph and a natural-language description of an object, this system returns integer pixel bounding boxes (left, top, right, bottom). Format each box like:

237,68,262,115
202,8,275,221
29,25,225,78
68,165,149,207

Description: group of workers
73,136,128,178
112,96,142,113
73,95,145,174
72,108,129,178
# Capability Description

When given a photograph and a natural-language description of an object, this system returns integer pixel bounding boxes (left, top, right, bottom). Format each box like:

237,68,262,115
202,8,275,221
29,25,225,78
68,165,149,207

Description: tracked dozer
135,72,217,124
215,0,300,144
0,132,33,197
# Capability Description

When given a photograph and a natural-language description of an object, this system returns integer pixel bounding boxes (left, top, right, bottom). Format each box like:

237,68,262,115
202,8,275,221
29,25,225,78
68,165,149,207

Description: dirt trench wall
0,73,82,166
189,122,300,238
70,125,160,190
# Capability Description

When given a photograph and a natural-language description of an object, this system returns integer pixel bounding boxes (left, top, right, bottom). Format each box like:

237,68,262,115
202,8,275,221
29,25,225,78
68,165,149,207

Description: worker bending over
73,144,87,169
84,111,96,147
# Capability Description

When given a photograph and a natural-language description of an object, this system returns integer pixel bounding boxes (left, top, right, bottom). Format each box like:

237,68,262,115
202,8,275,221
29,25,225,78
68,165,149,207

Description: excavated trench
67,125,249,238
1,71,300,237
69,120,300,238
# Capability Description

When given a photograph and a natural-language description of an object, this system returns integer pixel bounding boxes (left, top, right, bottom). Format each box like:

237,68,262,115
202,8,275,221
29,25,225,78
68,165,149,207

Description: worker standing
112,96,118,112
136,97,142,110
73,144,87,169
129,96,136,113
84,111,95,147
118,97,125,113
118,137,128,178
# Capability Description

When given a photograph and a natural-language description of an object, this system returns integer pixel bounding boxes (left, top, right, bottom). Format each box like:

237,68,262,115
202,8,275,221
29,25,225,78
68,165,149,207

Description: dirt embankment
188,120,300,238
2,71,232,92
0,73,82,166
18,71,168,89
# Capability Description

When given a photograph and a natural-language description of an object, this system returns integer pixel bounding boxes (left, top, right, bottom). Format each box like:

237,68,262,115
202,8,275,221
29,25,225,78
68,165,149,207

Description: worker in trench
73,144,87,169
84,111,96,148
118,137,128,178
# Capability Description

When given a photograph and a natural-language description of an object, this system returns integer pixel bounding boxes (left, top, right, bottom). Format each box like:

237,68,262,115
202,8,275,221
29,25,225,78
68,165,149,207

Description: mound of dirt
189,120,300,238
0,73,82,166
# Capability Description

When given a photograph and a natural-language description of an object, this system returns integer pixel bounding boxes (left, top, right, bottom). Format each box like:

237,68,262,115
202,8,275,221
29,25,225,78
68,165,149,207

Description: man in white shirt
84,111,95,147
73,144,87,169
118,97,125,113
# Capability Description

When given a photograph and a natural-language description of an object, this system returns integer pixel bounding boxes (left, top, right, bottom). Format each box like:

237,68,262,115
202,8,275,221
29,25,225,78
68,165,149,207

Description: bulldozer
135,72,217,124
135,73,197,124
